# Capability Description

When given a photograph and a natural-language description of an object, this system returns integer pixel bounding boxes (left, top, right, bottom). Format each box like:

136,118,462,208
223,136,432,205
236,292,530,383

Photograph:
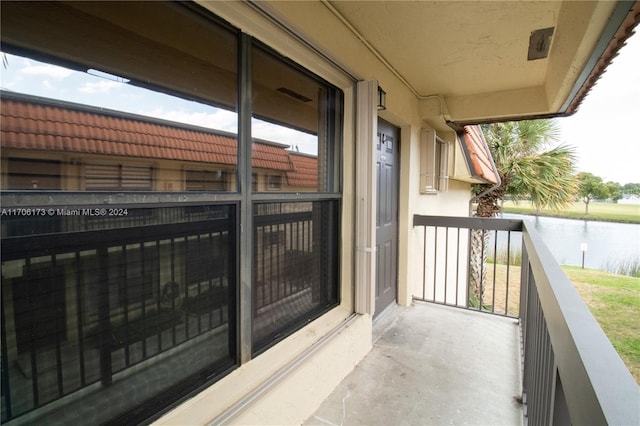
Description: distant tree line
577,173,639,214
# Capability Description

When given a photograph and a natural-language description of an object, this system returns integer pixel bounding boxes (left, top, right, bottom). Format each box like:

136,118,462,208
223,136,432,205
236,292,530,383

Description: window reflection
0,51,239,193
251,46,342,193
1,45,341,195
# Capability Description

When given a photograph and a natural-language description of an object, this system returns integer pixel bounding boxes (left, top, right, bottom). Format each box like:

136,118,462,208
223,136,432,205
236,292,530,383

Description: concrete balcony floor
304,302,523,426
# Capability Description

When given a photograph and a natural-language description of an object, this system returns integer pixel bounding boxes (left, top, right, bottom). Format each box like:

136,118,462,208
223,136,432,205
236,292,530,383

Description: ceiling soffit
320,0,637,125
329,1,561,98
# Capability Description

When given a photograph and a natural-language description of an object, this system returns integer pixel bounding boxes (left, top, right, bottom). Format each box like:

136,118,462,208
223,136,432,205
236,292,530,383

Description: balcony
306,302,522,425
306,215,639,426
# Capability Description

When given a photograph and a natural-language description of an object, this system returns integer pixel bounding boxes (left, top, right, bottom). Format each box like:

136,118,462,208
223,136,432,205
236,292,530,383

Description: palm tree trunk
469,190,501,308
469,228,489,306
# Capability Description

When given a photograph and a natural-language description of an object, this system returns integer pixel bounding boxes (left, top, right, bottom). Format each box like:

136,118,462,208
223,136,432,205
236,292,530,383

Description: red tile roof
460,125,499,185
0,94,291,171
287,152,319,188
252,142,292,172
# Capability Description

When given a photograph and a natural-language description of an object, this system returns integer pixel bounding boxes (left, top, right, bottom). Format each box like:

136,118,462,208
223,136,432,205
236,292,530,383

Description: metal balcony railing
412,214,639,426
1,205,237,424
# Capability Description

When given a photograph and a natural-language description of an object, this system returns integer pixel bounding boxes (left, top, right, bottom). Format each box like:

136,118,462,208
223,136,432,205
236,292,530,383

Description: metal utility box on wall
420,128,449,194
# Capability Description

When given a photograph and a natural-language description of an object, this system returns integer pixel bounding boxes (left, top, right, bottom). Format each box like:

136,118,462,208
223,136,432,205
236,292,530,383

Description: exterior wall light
377,86,386,110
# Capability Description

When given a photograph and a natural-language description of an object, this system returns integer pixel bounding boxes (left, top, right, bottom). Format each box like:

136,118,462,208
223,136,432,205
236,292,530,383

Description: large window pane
1,205,236,424
1,1,239,194
251,46,342,193
252,201,340,353
0,2,240,424
0,60,239,194
1,2,345,423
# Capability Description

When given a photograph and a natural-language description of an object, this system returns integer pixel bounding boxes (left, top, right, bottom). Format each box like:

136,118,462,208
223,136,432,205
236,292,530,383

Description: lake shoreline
499,200,640,224
501,208,640,224
492,213,640,273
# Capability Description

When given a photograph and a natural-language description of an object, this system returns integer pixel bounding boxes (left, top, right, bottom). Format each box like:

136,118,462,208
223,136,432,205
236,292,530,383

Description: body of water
497,214,640,270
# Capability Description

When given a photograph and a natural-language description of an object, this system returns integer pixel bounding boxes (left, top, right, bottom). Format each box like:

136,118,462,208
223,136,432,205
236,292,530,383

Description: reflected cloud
79,80,124,94
147,108,238,133
21,62,73,79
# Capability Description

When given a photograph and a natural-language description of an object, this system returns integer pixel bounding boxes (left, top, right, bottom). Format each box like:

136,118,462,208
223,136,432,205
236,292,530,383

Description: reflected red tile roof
0,94,291,171
460,125,499,184
252,142,292,172
288,152,318,188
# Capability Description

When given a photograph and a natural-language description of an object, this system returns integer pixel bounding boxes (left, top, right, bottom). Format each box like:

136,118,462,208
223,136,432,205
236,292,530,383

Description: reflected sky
0,52,318,154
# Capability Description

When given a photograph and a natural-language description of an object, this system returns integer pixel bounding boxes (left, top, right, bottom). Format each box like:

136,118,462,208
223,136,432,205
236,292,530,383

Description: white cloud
557,31,640,184
145,107,238,133
79,80,124,94
252,119,317,154
21,63,73,79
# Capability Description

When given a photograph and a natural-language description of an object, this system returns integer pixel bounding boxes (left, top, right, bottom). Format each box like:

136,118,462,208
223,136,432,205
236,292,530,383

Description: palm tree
476,119,577,217
470,120,577,304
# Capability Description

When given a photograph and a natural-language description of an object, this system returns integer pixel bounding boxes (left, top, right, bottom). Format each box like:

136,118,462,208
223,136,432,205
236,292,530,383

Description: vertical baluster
122,247,130,367
196,234,202,336
466,227,473,309
455,228,461,306
444,227,449,304
155,240,162,353
276,223,282,301
170,238,176,347
52,255,64,397
208,232,215,330
97,247,112,387
261,224,266,308
491,230,498,313
1,282,14,420
211,231,217,329
75,252,86,387
184,236,190,341
505,232,512,316
271,221,277,301
479,229,485,311
422,226,427,300
24,258,40,407
141,242,147,359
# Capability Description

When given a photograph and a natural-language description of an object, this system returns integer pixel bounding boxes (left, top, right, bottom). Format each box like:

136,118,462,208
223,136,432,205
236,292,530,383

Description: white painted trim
354,80,378,315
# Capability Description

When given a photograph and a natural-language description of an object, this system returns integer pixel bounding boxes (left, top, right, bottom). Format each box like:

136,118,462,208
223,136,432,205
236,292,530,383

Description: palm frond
476,120,578,216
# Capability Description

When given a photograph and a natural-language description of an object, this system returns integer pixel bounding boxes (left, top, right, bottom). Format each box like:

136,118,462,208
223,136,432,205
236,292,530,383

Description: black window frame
247,41,343,354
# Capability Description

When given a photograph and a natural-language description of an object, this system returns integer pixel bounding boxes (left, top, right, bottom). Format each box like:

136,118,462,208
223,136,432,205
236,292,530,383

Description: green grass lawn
562,266,639,384
501,200,640,223
487,263,639,383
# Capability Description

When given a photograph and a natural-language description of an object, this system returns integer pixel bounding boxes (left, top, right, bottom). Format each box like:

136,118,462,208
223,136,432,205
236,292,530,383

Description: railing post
97,247,113,387
519,241,529,344
1,290,13,419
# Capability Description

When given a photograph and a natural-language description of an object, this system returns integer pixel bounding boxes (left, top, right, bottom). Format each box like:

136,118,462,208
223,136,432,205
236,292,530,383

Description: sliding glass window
250,44,342,353
1,2,238,424
0,2,343,423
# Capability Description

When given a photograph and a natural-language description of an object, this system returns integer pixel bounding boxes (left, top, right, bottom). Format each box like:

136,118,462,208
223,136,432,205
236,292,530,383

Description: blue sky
0,52,318,154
